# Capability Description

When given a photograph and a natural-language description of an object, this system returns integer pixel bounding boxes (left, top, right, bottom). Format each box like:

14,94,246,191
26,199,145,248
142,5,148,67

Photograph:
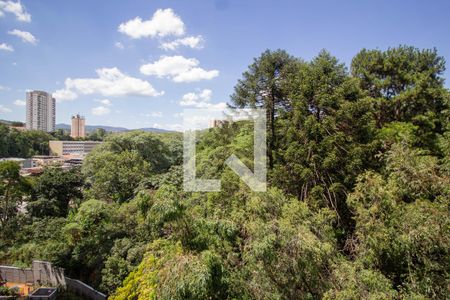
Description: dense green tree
2,217,70,267
272,51,373,240
323,260,398,299
1,46,449,299
348,144,449,298
231,49,300,168
83,150,150,203
28,167,83,217
87,128,108,141
63,199,123,285
51,129,73,141
100,238,146,294
0,161,29,246
0,124,52,157
351,46,448,152
98,131,179,173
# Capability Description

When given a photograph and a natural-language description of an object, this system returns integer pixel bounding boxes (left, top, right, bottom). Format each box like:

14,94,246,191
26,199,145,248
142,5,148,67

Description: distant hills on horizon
0,119,176,133
55,123,175,133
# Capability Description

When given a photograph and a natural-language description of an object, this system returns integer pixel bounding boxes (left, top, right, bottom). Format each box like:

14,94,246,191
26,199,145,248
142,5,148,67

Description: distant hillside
2,120,175,133
0,119,25,127
55,123,174,133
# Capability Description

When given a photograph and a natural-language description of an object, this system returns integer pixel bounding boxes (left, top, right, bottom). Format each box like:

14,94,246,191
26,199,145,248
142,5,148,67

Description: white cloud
179,89,226,109
115,42,124,49
55,67,163,101
13,99,25,106
0,42,13,51
141,111,163,118
92,106,111,116
140,55,219,83
118,8,185,39
151,122,183,131
180,89,212,106
0,1,31,22
95,99,112,106
53,89,77,102
160,35,204,51
8,29,37,44
0,105,12,113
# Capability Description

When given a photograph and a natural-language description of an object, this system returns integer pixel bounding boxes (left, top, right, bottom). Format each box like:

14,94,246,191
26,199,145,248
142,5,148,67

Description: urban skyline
0,1,448,299
1,0,450,131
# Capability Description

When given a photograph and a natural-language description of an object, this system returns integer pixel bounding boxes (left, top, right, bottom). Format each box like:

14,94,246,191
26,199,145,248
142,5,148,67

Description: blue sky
1,0,449,130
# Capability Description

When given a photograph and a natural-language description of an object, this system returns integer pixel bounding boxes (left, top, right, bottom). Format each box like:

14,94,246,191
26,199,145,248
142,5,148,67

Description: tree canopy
1,46,449,299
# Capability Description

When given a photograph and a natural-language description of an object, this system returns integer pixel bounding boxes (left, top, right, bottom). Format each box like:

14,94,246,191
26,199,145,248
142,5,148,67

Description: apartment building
26,90,56,132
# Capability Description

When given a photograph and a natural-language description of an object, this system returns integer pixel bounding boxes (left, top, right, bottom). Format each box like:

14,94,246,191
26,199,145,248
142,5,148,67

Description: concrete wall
0,261,65,287
65,277,106,300
0,261,106,300
0,265,34,284
32,261,65,287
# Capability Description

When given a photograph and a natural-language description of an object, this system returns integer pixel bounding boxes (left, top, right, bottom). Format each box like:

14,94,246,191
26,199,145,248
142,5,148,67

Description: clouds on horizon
91,105,111,116
180,89,226,109
95,99,112,106
0,1,31,22
13,99,25,106
160,35,204,51
0,104,12,113
8,29,38,44
0,42,13,51
1,5,223,128
118,8,185,39
119,8,205,52
54,67,163,102
140,55,219,83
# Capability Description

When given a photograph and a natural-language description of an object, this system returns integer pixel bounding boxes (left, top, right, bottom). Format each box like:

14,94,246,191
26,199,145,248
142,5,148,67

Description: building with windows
26,90,55,132
71,114,86,138
49,140,102,156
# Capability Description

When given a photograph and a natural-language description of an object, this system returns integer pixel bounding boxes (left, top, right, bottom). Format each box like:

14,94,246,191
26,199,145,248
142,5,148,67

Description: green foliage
348,144,449,298
324,261,397,300
51,128,73,141
2,46,449,299
2,217,70,266
63,199,123,285
83,150,150,202
82,131,182,203
0,283,19,296
0,123,52,157
0,161,30,247
100,238,146,294
28,167,83,217
98,131,181,173
272,50,373,239
110,241,181,300
351,45,447,152
231,49,300,168
86,128,108,141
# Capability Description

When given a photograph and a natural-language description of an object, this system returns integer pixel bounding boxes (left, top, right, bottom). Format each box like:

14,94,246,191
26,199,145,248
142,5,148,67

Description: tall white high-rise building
26,90,55,132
